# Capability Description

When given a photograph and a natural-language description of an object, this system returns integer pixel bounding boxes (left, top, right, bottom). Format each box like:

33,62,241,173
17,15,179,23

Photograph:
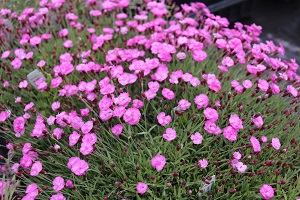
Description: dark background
175,0,300,62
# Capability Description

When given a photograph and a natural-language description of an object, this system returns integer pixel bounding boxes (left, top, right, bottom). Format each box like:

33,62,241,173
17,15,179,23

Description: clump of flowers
0,0,300,199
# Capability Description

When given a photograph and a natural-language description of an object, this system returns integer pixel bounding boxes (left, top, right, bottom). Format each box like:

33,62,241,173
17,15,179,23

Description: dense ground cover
0,0,300,199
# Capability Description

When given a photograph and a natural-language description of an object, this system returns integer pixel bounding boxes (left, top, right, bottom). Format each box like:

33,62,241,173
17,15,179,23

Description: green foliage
0,0,300,199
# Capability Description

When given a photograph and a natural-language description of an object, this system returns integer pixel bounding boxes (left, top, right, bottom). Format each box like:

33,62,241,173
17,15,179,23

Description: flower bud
229,188,236,193
182,180,186,187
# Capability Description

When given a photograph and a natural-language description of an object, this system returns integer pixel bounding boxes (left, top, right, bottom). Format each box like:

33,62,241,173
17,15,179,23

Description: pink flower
63,40,73,48
37,60,46,67
14,48,26,59
287,85,298,97
258,79,269,92
204,120,222,135
30,161,42,176
208,78,222,92
203,107,218,122
99,109,113,121
253,116,263,128
80,108,90,117
260,184,274,200
236,162,247,173
270,83,280,94
250,136,261,152
118,72,137,85
51,76,63,88
182,73,193,82
58,63,74,76
223,126,238,142
81,121,93,134
157,112,172,126
35,78,48,91
0,110,10,122
68,157,89,176
1,50,10,59
163,128,177,141
98,95,113,111
114,92,131,107
22,143,32,154
151,154,166,171
261,136,268,143
176,52,186,60
190,77,200,87
25,183,39,197
41,33,52,40
53,128,64,140
53,176,65,192
0,181,10,196
111,124,123,136
51,193,66,200
162,88,175,100
222,56,234,67
198,158,208,168
30,36,42,46
215,38,227,49
11,58,22,69
15,97,22,103
14,116,25,137
192,50,207,62
65,180,73,188
229,114,243,130
69,131,81,147
3,81,9,87
230,159,239,168
113,106,126,118
233,152,241,160
26,52,33,60
271,138,281,150
143,90,157,101
136,182,148,195
215,101,221,107
194,94,209,109
218,65,228,72
247,64,266,75
242,80,252,89
80,142,94,155
19,80,28,88
47,115,55,125
11,163,19,173
190,132,203,144
89,10,102,17
58,28,68,37
123,108,141,125
178,99,191,111
132,99,144,109
82,133,97,145
169,70,183,84
24,102,34,112
52,101,61,111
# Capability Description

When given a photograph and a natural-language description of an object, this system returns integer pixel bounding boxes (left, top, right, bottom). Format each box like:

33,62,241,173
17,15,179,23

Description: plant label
27,69,46,90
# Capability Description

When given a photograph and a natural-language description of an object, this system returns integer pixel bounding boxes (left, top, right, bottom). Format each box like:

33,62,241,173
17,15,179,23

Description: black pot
173,0,255,22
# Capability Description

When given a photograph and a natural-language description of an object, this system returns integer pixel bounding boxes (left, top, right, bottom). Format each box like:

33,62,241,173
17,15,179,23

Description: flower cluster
0,0,299,199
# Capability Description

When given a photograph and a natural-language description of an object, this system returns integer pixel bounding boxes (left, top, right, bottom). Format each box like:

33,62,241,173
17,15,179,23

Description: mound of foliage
0,0,300,199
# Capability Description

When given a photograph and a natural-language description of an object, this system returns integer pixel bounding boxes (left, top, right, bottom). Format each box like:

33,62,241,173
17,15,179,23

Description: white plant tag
199,175,216,196
27,69,46,89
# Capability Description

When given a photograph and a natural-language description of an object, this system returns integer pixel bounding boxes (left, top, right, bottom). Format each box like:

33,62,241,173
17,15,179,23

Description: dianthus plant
0,0,300,199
